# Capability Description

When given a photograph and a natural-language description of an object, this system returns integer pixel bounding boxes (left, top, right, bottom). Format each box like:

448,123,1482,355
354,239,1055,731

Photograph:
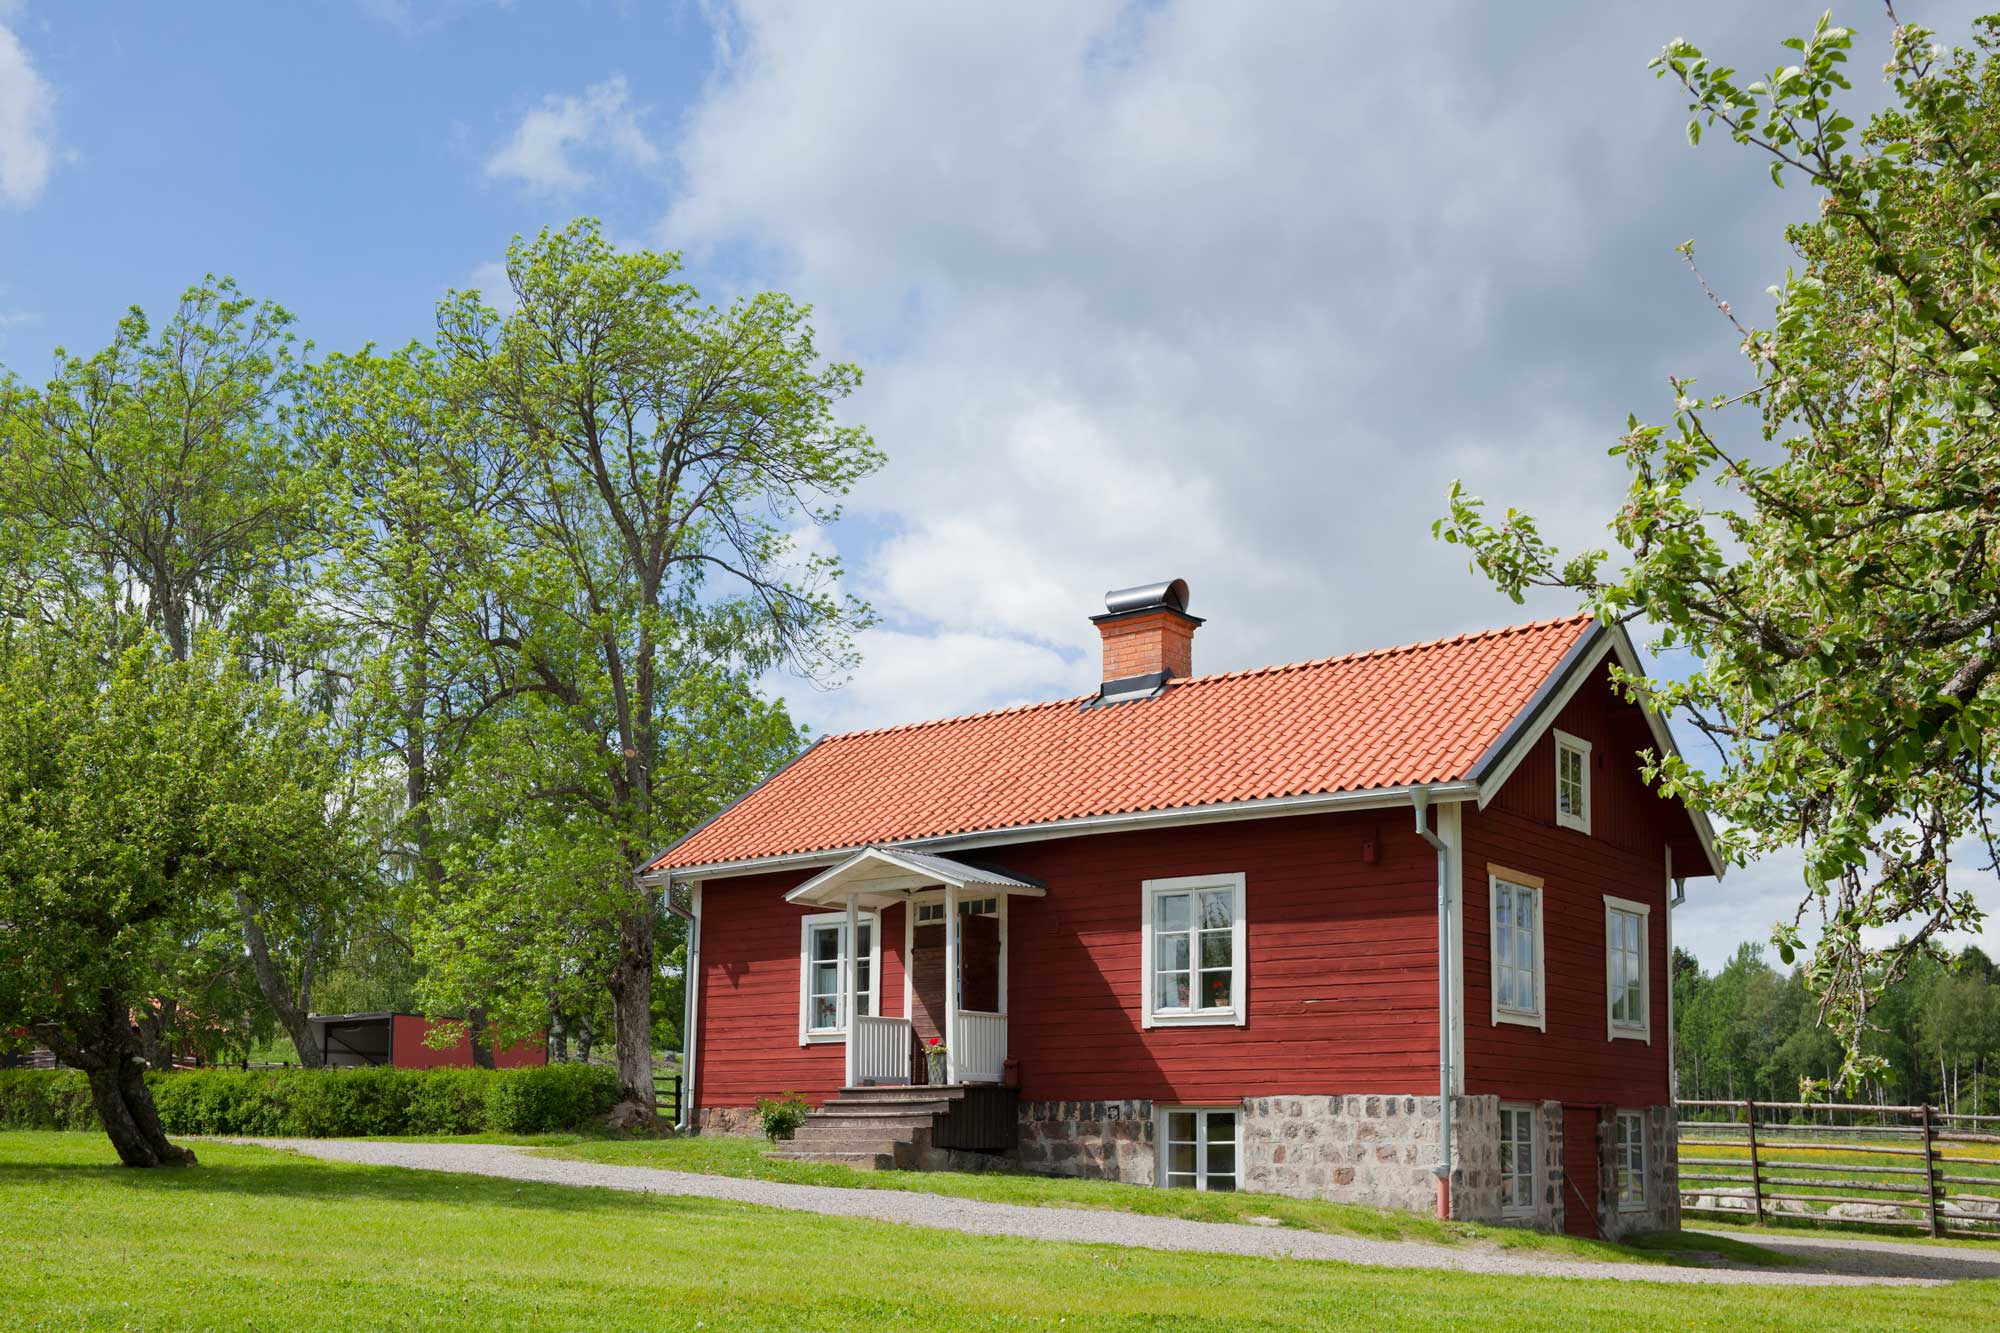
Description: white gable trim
1470,622,1724,880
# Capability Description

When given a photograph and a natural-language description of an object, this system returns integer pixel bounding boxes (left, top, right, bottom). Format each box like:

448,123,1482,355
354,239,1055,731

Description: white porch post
843,893,859,1088
943,880,960,1085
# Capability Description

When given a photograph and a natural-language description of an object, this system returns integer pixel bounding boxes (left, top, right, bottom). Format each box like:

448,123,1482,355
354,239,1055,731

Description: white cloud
485,75,659,196
460,258,518,316
0,17,59,210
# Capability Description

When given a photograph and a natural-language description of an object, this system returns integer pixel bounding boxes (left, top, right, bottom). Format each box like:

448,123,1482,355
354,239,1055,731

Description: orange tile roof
649,614,1595,872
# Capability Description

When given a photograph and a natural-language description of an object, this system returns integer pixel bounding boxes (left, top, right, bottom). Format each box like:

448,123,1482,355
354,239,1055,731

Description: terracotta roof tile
649,614,1594,872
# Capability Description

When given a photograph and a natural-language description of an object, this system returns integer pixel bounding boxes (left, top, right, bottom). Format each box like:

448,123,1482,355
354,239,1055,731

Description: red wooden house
640,580,1721,1237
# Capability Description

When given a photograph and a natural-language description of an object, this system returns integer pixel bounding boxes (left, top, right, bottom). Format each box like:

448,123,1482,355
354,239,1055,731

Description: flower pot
925,1050,947,1084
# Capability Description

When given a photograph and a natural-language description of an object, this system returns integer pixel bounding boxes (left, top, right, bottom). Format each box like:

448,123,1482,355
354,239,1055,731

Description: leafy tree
0,280,357,1067
400,220,879,1117
1438,8,2000,1089
0,622,354,1165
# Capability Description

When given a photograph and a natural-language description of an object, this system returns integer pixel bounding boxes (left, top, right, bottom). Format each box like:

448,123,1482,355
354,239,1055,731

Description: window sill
1555,813,1591,835
1146,1010,1243,1028
1493,1008,1545,1031
801,1030,846,1045
1607,1024,1650,1044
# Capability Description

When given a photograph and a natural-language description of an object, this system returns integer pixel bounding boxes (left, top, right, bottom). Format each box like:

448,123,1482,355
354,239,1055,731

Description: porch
785,846,1044,1088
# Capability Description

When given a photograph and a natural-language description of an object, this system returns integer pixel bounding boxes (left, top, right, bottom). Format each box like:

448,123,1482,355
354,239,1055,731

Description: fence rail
1677,1099,2000,1239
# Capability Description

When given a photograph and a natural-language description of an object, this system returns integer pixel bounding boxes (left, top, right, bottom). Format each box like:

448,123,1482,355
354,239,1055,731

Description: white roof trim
783,846,1048,909
1471,621,1724,880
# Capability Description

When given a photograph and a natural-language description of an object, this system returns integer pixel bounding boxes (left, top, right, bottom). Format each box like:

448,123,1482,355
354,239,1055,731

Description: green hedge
0,1063,620,1137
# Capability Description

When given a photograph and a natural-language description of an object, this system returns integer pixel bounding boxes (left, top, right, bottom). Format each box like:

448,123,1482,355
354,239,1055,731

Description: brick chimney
1090,579,1202,705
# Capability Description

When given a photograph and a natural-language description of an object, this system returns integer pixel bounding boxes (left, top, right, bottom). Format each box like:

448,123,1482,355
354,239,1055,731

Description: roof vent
1087,578,1203,707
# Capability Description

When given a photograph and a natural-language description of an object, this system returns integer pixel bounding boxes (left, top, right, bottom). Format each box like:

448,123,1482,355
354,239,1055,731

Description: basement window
1554,729,1592,834
1500,1104,1536,1217
1159,1107,1238,1192
1141,873,1246,1027
1615,1111,1647,1210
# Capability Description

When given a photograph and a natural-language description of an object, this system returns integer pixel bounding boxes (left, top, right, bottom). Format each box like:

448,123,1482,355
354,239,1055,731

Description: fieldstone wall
1599,1103,1679,1240
1017,1099,1155,1183
695,1106,763,1136
1240,1095,1443,1212
1448,1096,1559,1227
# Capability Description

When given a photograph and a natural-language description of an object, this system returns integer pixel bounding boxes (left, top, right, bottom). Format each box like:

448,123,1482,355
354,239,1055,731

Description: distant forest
1673,944,2000,1114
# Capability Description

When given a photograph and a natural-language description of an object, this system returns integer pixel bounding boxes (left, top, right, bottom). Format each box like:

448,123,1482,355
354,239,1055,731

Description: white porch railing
852,1014,913,1085
954,1010,1007,1084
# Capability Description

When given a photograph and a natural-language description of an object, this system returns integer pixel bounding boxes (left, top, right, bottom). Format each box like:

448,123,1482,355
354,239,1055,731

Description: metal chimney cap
1102,579,1191,617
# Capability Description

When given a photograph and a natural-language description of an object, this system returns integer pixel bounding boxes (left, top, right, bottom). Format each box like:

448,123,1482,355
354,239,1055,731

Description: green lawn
539,1133,1778,1267
5,1132,1997,1330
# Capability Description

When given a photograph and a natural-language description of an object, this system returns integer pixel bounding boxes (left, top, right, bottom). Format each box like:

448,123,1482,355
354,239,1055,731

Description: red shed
642,580,1721,1238
309,1013,547,1070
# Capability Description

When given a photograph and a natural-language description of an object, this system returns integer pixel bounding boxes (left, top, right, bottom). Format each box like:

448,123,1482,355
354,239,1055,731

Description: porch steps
769,1085,970,1169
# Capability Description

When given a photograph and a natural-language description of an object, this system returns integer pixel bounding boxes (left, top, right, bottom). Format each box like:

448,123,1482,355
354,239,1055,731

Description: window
1615,1111,1647,1209
798,913,877,1043
1140,873,1246,1027
1499,1105,1536,1216
1489,869,1545,1030
1554,729,1591,834
914,897,997,923
1159,1107,1237,1191
1604,895,1651,1042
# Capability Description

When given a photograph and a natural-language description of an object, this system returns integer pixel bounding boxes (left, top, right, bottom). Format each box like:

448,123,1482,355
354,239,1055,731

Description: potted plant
924,1036,947,1085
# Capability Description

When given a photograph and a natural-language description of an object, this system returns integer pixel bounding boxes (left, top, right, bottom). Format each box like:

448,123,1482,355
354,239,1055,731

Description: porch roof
783,846,1047,910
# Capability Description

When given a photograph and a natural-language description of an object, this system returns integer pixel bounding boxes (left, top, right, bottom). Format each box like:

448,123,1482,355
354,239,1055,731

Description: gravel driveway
230,1139,1993,1288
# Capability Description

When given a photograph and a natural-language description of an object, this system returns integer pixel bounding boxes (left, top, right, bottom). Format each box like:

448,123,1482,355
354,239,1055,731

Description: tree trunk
43,1003,195,1168
135,997,178,1072
468,1004,495,1069
233,888,324,1067
605,896,656,1128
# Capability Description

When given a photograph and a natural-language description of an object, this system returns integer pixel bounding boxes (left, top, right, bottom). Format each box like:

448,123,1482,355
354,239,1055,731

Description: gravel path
229,1139,1990,1288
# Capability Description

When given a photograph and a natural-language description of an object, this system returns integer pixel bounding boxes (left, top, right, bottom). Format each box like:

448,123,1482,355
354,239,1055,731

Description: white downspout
1414,787,1454,1220
676,880,702,1133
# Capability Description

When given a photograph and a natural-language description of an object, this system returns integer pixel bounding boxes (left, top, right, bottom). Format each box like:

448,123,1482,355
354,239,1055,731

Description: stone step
835,1085,964,1104
800,1110,939,1132
769,1149,896,1169
785,1129,912,1153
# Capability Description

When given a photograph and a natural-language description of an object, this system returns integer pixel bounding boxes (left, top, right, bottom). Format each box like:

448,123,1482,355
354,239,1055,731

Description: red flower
927,1037,942,1047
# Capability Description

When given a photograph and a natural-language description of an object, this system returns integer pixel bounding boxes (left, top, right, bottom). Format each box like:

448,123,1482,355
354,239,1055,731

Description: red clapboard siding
1461,664,1673,1108
1562,1106,1603,1237
694,869,868,1108
695,810,1445,1109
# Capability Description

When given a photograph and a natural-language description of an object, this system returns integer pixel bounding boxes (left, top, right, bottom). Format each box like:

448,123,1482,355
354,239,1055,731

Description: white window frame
1488,867,1546,1031
798,911,880,1045
1156,1105,1239,1191
1614,1110,1647,1211
1499,1103,1537,1218
1140,872,1247,1028
1554,728,1592,835
1603,894,1651,1044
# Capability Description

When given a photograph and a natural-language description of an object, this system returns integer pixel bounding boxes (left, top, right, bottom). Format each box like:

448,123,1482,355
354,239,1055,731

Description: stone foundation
695,1105,764,1136
1449,1096,1564,1229
1016,1099,1156,1183
1240,1095,1443,1212
1599,1103,1679,1240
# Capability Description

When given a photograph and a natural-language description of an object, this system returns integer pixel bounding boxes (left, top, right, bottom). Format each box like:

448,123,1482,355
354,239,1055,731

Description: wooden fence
1677,1099,2000,1239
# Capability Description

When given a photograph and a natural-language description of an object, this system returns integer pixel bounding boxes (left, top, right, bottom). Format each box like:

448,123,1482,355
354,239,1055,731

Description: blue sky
2,0,1994,967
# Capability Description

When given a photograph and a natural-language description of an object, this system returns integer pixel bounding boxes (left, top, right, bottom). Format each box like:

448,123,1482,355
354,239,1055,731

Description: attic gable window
1554,729,1591,834
1141,873,1246,1028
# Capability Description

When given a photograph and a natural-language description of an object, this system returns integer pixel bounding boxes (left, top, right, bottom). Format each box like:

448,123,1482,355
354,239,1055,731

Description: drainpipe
1413,787,1453,1220
674,880,702,1133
